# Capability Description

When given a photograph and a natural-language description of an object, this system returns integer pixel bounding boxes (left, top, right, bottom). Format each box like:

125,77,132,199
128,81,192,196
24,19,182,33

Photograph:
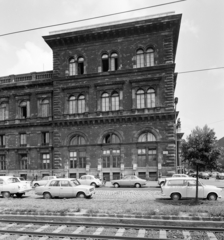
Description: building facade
0,13,182,181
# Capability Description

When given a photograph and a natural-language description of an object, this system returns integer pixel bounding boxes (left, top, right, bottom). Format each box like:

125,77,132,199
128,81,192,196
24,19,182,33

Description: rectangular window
79,151,86,168
112,150,120,168
42,153,50,169
70,151,77,168
0,155,6,170
0,135,6,147
20,154,28,170
20,133,27,146
42,132,50,145
148,149,157,166
137,149,146,167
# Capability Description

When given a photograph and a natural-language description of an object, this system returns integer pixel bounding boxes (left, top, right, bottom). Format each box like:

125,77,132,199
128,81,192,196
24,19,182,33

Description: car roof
0,176,17,179
165,177,196,180
48,178,77,181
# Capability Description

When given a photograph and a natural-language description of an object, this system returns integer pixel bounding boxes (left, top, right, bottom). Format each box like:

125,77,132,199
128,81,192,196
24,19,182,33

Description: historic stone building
0,13,182,181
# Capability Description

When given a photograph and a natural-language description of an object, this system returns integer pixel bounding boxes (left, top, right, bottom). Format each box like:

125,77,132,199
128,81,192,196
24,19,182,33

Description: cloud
7,42,52,75
181,20,199,38
0,38,11,52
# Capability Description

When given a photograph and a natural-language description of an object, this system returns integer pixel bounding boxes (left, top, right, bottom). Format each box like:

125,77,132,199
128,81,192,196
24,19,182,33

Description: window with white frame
42,153,50,169
137,149,146,167
0,102,8,120
77,95,85,113
101,93,109,111
42,132,50,145
110,53,118,71
146,48,154,66
101,91,120,111
69,96,76,114
68,94,86,114
69,151,86,168
0,155,6,170
70,135,86,145
20,133,27,146
136,89,145,108
111,92,119,111
138,132,156,142
146,88,155,108
103,133,120,144
69,58,76,76
136,49,144,68
20,154,28,170
40,99,50,117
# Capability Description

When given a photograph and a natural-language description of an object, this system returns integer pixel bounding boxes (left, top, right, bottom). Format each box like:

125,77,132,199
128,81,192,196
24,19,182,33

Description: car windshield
7,178,20,183
71,179,81,186
19,177,25,181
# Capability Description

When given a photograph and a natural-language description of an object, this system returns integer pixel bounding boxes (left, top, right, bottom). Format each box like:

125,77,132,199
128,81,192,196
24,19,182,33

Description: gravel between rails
167,230,185,239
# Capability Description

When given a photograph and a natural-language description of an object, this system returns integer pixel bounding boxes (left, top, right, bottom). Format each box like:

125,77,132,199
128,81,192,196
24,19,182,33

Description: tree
181,125,220,170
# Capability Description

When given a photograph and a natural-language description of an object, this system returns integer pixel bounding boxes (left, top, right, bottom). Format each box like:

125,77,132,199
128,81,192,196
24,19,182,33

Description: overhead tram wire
0,0,186,37
178,66,224,74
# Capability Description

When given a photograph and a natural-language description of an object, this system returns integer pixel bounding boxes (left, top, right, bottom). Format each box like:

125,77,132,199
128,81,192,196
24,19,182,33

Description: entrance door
113,172,120,180
70,173,77,178
103,173,110,181
20,174,27,180
139,172,146,179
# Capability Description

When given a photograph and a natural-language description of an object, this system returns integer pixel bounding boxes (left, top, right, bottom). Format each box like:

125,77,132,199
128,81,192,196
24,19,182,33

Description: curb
0,211,223,222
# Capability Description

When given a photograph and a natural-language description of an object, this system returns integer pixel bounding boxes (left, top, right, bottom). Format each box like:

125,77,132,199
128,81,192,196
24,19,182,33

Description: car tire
207,193,217,201
135,183,141,188
171,193,181,200
34,183,39,187
90,182,97,187
43,192,52,199
114,183,120,188
2,192,10,198
16,193,23,198
77,192,86,198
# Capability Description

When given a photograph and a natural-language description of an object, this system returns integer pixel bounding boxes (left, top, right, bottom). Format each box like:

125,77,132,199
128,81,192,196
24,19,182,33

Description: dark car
216,173,224,180
189,172,197,177
199,172,209,179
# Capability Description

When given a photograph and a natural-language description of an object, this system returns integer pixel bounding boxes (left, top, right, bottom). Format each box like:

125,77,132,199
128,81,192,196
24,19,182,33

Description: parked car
78,175,102,187
188,172,197,177
161,177,222,201
16,177,31,186
111,175,146,188
211,172,219,178
32,176,57,187
199,172,210,179
0,176,32,198
158,174,189,186
216,173,224,180
35,178,95,199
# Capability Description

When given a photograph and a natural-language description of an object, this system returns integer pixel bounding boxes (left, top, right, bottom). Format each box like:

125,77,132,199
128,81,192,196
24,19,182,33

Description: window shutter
27,101,30,117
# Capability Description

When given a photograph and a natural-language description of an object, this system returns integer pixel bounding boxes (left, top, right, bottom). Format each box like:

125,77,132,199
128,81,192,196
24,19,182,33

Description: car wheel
43,192,52,199
135,183,141,188
207,193,217,201
77,192,86,198
114,183,120,188
90,182,97,187
171,193,181,200
34,183,39,187
16,193,23,198
2,192,10,198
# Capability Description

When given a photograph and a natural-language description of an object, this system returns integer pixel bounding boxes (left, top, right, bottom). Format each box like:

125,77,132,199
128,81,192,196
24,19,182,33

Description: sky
0,0,224,140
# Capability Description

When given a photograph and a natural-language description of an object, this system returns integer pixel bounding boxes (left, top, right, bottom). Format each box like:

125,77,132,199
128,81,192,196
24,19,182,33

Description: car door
186,180,204,198
47,180,60,197
120,176,130,186
79,175,87,185
59,180,74,198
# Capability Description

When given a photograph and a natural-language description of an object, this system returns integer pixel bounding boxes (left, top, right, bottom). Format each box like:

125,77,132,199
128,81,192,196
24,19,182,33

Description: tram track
0,219,224,239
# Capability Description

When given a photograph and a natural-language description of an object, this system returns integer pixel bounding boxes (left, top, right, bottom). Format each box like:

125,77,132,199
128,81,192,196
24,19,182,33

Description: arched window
146,88,155,108
101,93,109,111
77,95,85,113
102,54,109,72
41,99,50,117
136,49,144,68
0,103,8,120
78,57,84,75
138,132,156,142
70,135,86,145
69,96,76,114
146,48,154,67
111,92,119,111
69,58,76,76
136,89,145,109
110,53,118,71
103,133,120,144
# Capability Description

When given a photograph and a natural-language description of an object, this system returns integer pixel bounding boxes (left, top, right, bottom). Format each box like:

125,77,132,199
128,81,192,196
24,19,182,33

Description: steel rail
0,230,169,240
0,218,224,232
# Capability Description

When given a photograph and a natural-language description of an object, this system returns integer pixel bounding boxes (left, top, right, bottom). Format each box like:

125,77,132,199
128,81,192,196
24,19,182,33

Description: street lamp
174,97,178,173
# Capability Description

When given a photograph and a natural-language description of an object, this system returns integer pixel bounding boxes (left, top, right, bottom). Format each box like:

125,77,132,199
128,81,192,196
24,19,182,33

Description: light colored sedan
78,175,102,187
0,176,32,198
161,177,222,200
35,178,95,199
111,175,146,188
